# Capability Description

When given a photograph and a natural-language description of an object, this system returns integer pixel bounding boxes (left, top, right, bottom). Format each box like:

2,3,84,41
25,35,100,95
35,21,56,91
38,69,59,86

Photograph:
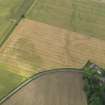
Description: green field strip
0,63,25,101
0,22,16,47
0,0,36,47
0,0,25,39
11,0,36,21
26,0,74,30
27,0,105,39
72,0,105,38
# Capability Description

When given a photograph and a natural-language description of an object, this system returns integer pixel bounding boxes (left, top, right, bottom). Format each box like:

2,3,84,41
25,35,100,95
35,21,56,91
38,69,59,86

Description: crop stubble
0,19,105,76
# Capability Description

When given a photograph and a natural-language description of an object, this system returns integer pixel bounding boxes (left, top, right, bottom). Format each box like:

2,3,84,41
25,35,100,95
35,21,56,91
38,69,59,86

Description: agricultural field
27,0,105,39
73,0,105,39
1,19,105,76
0,0,25,39
0,0,35,101
26,0,74,30
1,70,87,105
0,0,105,104
0,63,25,100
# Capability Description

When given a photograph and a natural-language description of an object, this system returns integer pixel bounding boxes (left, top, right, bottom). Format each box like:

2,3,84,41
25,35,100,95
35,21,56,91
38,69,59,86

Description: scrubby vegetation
83,61,105,105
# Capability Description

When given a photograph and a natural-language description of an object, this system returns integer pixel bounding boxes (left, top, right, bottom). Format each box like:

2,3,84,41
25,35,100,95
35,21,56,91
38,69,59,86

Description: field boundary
0,0,36,47
0,68,83,104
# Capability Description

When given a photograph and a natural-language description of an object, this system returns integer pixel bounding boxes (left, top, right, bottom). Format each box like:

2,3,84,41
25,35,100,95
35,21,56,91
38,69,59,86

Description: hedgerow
83,61,105,105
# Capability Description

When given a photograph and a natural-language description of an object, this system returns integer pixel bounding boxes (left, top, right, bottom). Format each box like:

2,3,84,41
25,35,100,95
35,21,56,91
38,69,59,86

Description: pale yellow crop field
0,19,105,77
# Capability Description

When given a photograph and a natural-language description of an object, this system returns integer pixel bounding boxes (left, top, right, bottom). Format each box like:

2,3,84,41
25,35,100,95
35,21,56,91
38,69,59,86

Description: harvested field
1,70,87,105
1,19,105,76
27,0,105,39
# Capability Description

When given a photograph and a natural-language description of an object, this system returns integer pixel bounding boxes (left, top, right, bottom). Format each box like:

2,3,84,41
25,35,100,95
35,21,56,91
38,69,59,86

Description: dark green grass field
27,0,105,39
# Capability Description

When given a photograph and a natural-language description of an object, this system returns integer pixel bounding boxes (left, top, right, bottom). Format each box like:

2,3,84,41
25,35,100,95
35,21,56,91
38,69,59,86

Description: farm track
0,0,36,47
0,69,87,105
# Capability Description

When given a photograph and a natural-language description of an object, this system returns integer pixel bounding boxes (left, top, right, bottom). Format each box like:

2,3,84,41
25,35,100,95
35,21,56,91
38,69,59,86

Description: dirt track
1,19,105,76
1,70,87,105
